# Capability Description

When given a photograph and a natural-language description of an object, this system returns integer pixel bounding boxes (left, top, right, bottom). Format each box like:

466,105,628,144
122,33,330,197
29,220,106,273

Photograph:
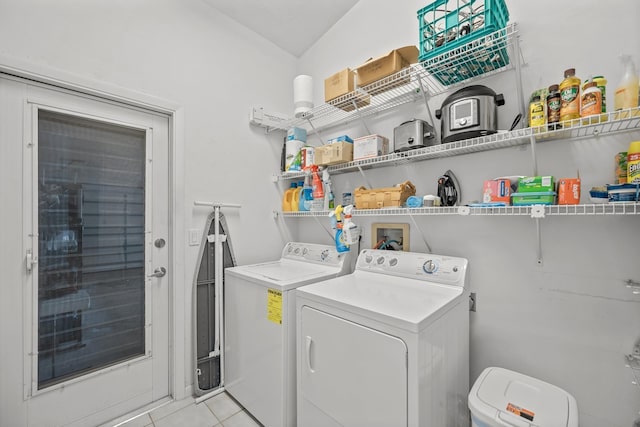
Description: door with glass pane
22,84,170,427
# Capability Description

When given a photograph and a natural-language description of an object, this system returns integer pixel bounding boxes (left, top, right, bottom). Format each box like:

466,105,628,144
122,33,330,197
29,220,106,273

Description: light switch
188,229,200,246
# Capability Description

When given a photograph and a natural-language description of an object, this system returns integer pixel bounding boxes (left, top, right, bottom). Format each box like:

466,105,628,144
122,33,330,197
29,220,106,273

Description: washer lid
226,259,344,291
469,367,578,427
296,270,464,332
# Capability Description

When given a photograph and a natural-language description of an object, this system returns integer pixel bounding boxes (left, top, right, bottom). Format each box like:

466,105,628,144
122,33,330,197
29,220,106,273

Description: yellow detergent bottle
628,141,640,184
282,182,297,211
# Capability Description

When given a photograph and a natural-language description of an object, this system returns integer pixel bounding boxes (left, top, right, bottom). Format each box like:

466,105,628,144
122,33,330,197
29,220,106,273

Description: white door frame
0,54,188,402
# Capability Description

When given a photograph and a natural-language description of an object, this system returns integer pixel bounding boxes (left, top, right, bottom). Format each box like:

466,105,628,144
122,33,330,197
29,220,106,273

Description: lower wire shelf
280,203,640,218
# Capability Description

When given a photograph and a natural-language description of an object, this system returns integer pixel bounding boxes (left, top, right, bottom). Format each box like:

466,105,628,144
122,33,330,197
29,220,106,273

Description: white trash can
468,367,578,427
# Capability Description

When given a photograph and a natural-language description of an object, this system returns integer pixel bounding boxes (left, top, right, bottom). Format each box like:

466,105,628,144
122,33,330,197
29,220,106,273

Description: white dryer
224,242,352,427
296,249,470,427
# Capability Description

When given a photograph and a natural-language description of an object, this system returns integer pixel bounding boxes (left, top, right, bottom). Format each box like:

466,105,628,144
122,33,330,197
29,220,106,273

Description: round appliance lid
441,84,498,105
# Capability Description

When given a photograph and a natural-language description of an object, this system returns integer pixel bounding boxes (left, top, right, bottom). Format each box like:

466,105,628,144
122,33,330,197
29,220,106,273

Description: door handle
26,249,38,274
305,336,315,373
148,267,167,278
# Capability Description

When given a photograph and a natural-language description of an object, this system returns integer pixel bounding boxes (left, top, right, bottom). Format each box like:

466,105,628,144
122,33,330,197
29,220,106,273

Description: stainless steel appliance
393,119,437,152
435,85,505,143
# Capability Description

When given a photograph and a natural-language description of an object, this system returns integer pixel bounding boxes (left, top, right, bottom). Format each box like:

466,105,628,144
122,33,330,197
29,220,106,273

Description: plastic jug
614,55,639,116
282,182,297,211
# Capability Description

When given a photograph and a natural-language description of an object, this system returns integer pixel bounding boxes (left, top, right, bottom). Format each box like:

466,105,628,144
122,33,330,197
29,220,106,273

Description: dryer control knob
294,247,301,254
302,248,308,255
376,256,385,265
423,260,437,273
365,255,373,264
389,258,398,267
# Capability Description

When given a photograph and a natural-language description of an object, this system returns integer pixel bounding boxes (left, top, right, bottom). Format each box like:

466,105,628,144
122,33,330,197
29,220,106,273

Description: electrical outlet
188,229,200,246
469,292,476,312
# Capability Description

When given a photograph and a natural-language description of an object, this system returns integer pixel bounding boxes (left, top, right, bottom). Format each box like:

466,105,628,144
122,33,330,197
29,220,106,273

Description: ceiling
202,0,360,57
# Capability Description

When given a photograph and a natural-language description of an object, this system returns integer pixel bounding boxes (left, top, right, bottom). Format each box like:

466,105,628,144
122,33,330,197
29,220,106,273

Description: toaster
393,119,437,152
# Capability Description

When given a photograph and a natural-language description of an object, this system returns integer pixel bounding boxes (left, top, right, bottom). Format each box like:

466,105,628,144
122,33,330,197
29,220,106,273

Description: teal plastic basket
417,0,509,84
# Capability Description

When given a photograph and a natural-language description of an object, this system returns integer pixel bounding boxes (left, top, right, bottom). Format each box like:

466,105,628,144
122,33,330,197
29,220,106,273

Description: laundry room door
17,79,171,427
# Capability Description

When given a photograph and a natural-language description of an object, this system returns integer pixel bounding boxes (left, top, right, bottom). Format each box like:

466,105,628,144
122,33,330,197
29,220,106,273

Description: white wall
0,0,639,426
296,1,640,426
0,0,297,416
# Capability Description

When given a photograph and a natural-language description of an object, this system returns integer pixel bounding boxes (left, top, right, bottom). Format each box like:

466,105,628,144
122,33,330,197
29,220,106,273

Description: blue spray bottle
332,205,349,253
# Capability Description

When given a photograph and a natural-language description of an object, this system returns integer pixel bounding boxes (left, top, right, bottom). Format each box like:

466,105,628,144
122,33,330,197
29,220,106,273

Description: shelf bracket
312,214,335,242
356,165,373,189
408,213,432,253
510,28,526,128
306,117,325,146
535,217,543,266
529,135,538,176
416,75,438,142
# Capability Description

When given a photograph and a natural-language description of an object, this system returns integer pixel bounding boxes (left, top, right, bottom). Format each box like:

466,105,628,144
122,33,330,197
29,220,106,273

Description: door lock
154,238,166,248
148,267,167,278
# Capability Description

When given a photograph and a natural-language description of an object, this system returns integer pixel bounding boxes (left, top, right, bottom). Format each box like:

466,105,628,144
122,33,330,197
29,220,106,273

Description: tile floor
115,392,262,427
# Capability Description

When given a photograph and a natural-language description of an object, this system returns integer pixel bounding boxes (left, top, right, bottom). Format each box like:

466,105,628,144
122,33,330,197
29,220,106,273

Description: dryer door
299,306,408,427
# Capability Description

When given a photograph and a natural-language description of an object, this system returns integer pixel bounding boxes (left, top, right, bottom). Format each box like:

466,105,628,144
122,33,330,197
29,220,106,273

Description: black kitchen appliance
435,85,505,143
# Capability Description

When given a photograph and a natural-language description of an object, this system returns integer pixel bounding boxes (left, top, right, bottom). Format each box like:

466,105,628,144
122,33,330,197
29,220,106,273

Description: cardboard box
355,46,418,87
354,134,389,160
482,179,511,204
324,69,371,111
517,176,555,193
557,178,581,205
315,142,353,166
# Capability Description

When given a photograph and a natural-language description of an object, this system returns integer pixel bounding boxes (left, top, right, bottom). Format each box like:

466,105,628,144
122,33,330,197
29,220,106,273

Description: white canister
301,146,315,171
285,139,304,172
294,75,314,118
423,194,441,207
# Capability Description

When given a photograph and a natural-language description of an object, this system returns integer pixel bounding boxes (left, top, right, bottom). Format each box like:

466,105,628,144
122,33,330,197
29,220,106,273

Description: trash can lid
468,367,579,427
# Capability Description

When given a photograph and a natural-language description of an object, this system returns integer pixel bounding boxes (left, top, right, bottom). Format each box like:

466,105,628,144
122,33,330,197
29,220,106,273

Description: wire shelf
281,203,640,218
279,107,640,181
273,24,518,134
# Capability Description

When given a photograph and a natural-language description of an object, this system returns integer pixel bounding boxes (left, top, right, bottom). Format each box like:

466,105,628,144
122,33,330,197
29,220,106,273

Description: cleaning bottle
311,165,324,211
560,68,581,123
291,182,300,211
282,182,297,212
342,204,357,245
628,140,640,183
614,55,639,116
322,169,333,211
299,172,313,211
332,205,349,253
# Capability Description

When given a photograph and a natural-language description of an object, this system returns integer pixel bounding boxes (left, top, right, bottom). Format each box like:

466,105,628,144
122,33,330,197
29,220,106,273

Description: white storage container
469,367,578,427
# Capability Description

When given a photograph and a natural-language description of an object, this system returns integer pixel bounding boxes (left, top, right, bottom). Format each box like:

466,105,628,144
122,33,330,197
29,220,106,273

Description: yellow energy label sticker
267,288,283,325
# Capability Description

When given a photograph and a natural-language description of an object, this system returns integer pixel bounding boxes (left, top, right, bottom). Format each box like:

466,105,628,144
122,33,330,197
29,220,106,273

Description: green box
517,176,555,193
511,191,556,206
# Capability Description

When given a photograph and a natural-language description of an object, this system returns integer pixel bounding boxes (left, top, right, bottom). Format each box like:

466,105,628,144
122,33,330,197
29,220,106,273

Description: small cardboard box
324,68,371,111
354,134,389,160
315,142,353,166
355,46,418,87
511,191,556,206
325,68,355,102
517,176,555,193
482,179,511,204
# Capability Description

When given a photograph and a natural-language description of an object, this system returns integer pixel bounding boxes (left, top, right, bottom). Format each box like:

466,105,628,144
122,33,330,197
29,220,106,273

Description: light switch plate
188,229,200,246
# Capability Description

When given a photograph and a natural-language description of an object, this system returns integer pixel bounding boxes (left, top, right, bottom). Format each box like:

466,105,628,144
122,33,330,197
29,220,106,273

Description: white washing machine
224,242,352,427
296,249,470,427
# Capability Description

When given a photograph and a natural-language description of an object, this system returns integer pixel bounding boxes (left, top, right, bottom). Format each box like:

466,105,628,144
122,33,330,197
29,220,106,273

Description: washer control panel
356,249,467,287
282,242,345,266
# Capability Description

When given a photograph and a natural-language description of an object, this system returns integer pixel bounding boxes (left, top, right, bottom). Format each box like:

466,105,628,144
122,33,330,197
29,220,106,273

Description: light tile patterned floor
118,392,262,427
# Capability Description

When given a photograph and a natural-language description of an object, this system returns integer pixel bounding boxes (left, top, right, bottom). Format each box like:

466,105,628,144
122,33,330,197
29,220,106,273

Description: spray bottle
614,55,639,112
322,169,335,210
342,205,357,246
332,205,349,253
299,171,313,211
311,165,324,211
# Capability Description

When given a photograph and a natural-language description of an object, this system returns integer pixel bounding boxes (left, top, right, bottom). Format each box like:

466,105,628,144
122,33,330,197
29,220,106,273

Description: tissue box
511,191,556,206
483,179,511,204
287,127,307,142
353,134,389,160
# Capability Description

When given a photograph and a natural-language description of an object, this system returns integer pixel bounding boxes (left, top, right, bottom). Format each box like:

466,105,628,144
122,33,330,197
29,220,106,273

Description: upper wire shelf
279,107,640,181
272,24,518,134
